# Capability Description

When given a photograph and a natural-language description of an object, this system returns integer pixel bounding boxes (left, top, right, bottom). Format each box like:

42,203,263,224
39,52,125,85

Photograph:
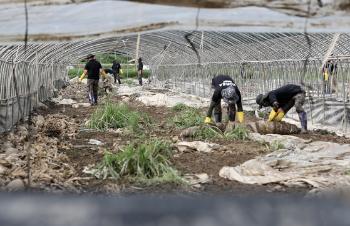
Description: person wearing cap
79,54,107,105
256,84,307,132
204,75,244,124
322,56,337,94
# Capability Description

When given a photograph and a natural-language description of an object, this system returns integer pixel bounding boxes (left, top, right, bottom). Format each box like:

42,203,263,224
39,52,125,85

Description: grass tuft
168,105,203,128
193,125,224,140
224,125,250,140
88,102,151,133
269,140,285,151
171,103,188,112
94,139,183,183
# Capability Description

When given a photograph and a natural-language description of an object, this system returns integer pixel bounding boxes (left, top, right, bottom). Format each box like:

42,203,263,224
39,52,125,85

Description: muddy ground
0,83,349,196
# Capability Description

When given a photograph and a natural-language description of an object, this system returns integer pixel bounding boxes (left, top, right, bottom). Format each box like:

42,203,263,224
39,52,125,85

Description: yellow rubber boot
236,112,244,123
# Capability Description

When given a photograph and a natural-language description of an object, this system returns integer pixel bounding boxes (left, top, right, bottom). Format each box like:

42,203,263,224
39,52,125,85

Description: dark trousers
138,70,143,86
87,79,99,104
113,72,121,84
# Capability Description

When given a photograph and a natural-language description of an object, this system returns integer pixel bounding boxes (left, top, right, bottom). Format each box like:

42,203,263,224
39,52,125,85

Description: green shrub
224,125,250,140
88,102,151,133
169,106,203,128
171,103,188,112
95,139,182,182
68,68,84,79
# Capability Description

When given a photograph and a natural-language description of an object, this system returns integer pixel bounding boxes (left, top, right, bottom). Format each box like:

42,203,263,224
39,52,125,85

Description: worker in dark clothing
256,84,307,132
322,58,337,94
112,60,122,84
137,57,143,86
79,54,106,105
205,75,244,124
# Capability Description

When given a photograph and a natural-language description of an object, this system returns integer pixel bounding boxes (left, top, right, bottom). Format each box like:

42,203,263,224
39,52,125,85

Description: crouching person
256,84,307,133
205,75,244,124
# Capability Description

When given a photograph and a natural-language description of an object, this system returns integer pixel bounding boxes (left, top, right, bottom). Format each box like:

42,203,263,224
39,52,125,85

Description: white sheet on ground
219,133,350,190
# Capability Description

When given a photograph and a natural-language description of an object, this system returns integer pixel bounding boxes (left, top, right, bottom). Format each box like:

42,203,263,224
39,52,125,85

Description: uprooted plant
92,139,184,184
181,123,250,141
87,102,152,133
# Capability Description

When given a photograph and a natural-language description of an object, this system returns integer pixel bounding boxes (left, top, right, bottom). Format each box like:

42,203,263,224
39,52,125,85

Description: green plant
169,106,203,128
95,139,182,182
258,111,265,118
171,103,188,112
193,125,223,140
67,67,84,79
224,125,250,140
88,102,151,133
269,140,285,151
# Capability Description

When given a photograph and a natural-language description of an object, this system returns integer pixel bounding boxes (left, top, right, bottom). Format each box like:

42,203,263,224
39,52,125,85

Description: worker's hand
120,69,123,74
204,117,212,124
274,110,285,121
268,109,277,121
236,111,244,123
324,71,329,81
79,73,85,83
272,101,279,111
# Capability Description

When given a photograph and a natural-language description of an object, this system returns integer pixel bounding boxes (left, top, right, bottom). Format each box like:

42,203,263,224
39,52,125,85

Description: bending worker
205,75,244,124
79,54,107,105
256,84,307,132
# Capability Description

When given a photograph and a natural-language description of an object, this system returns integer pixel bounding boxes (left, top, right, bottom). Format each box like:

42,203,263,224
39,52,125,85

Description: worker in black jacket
79,54,106,105
256,84,307,132
205,75,244,124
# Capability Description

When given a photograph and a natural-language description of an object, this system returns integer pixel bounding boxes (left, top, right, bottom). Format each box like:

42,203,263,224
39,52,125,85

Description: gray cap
221,86,238,104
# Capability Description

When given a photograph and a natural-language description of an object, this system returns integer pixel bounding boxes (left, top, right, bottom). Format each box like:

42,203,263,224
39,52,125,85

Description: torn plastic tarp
219,133,350,191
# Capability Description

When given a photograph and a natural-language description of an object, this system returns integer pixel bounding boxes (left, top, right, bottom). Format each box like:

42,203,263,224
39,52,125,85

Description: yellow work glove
274,111,285,121
79,73,85,82
120,69,123,74
204,117,212,124
268,109,277,121
324,71,329,81
236,111,244,123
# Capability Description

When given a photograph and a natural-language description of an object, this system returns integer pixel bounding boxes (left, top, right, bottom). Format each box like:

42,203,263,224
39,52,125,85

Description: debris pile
0,114,80,192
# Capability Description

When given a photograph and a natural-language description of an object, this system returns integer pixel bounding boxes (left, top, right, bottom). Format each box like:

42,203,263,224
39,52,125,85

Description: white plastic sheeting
1,0,350,42
219,133,350,191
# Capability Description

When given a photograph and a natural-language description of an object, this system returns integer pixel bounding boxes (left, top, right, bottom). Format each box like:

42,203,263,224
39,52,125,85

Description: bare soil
1,85,348,196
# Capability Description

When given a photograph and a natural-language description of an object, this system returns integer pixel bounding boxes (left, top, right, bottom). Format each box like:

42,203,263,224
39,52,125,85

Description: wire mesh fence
0,60,67,132
151,59,350,132
1,31,350,132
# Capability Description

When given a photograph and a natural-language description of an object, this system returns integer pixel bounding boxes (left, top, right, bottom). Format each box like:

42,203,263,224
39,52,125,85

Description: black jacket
206,75,243,117
84,59,102,80
263,84,304,112
112,62,121,73
211,75,243,110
